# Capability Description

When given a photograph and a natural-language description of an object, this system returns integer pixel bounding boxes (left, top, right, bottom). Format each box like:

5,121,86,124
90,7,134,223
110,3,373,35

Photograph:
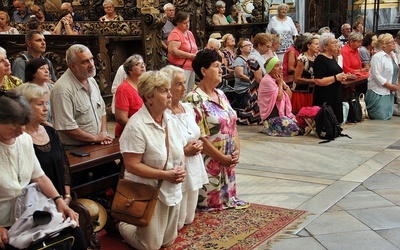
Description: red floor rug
98,203,307,249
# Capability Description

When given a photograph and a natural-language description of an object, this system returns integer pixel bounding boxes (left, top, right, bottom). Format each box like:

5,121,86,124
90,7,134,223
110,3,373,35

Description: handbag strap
157,125,169,189
119,124,170,190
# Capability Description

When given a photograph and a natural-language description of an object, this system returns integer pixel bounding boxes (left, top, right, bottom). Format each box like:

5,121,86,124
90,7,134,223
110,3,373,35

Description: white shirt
337,55,343,68
368,50,399,96
120,105,186,206
111,65,127,113
266,16,298,53
248,48,267,75
0,133,44,227
395,43,400,65
166,103,208,192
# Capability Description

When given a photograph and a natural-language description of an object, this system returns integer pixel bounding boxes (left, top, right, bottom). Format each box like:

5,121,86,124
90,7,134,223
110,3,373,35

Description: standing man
60,2,84,21
11,0,32,23
12,30,57,83
338,23,352,47
51,44,113,148
162,3,175,65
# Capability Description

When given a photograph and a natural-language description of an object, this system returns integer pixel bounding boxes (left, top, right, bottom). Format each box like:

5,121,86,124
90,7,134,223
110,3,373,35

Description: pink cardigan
258,74,295,121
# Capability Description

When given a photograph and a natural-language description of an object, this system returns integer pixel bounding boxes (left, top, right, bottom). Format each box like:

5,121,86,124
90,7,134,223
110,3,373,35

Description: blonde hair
15,83,49,104
137,71,171,101
221,33,234,47
0,11,10,24
373,33,393,50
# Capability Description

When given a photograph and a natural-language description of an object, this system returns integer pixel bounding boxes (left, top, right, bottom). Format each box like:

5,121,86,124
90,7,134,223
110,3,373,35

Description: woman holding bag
0,90,84,250
117,71,186,249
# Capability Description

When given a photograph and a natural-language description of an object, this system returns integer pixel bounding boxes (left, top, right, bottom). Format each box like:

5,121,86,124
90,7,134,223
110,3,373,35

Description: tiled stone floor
234,117,400,250
107,116,400,249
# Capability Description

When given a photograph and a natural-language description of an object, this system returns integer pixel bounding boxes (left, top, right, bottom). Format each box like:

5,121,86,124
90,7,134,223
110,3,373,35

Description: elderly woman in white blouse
162,65,208,229
366,33,400,120
266,3,298,60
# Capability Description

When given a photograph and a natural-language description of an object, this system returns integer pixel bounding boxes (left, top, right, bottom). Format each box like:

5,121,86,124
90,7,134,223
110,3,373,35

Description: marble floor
107,116,400,249
235,117,400,250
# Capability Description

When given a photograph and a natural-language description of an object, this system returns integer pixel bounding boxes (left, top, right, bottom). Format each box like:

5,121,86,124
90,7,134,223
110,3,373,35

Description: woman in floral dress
186,49,249,211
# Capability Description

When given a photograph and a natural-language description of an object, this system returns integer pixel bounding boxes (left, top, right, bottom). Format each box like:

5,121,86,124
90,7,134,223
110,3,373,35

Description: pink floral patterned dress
186,87,247,211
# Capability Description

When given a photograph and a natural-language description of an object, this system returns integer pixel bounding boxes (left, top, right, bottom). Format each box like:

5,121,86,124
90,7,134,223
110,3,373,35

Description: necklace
30,133,48,145
170,104,192,135
26,126,48,145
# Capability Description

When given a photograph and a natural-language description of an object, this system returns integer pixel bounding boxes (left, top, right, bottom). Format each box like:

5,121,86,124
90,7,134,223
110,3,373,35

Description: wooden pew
67,138,121,197
342,75,369,101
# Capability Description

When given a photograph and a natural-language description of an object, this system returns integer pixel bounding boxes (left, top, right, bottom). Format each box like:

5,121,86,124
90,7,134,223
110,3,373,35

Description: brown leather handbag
111,126,169,227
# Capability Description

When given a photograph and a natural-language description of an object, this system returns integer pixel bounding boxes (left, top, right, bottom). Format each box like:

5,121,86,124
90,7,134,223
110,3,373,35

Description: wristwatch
53,195,63,202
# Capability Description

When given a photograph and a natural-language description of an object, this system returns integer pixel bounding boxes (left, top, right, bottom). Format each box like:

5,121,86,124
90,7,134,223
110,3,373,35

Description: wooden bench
67,138,121,198
342,75,369,101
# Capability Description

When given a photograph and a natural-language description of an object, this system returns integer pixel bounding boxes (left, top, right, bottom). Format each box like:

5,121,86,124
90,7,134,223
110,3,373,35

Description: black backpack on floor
315,102,351,143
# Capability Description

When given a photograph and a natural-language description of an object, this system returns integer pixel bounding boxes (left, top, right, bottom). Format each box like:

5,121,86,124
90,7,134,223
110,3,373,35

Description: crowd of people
2,0,124,35
1,1,400,249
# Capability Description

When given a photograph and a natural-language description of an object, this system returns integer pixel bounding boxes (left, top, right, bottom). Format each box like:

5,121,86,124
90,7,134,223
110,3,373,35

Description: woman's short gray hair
215,1,226,8
123,54,143,75
160,65,184,82
15,83,49,104
319,32,336,51
66,44,90,65
137,71,171,102
318,26,330,35
163,3,174,11
0,46,6,58
102,0,114,7
277,3,289,11
348,31,363,42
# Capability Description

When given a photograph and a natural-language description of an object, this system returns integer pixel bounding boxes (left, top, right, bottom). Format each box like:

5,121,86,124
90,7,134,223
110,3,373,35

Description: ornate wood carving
12,20,142,35
141,13,165,70
0,34,110,93
3,0,268,97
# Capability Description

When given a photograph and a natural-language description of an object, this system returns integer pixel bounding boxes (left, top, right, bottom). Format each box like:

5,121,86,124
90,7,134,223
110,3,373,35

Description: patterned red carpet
98,203,307,249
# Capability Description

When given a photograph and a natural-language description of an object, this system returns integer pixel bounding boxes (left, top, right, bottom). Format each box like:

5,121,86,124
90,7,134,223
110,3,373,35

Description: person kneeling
258,57,301,136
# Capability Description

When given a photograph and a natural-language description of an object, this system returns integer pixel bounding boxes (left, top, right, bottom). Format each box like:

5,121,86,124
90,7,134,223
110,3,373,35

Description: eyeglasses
166,9,175,12
386,41,395,44
134,62,146,67
241,44,253,48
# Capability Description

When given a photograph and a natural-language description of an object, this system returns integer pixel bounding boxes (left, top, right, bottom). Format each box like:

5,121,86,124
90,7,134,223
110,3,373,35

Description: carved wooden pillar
141,13,165,70
97,34,111,94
